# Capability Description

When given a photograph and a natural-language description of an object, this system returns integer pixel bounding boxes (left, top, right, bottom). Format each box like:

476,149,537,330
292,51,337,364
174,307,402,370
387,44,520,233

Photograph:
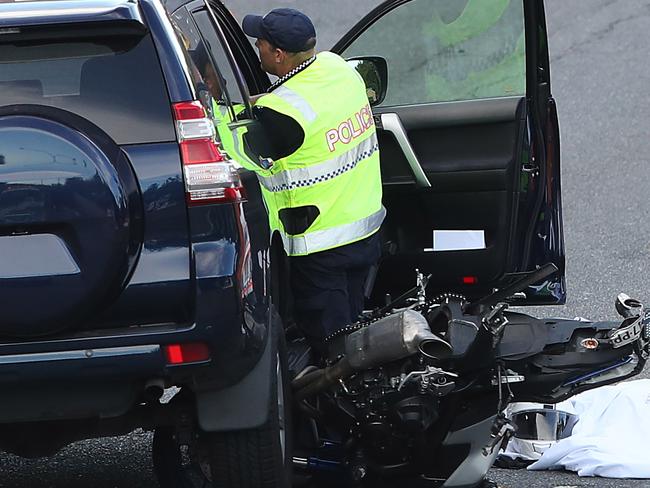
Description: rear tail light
173,101,244,205
164,342,211,365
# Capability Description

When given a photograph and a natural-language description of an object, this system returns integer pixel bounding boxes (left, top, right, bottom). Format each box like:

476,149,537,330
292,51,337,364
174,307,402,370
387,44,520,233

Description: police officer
242,8,384,353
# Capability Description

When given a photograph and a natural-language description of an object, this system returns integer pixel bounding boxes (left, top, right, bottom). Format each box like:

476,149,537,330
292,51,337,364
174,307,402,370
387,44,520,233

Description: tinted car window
342,0,526,106
0,34,175,145
172,8,237,120
192,10,246,108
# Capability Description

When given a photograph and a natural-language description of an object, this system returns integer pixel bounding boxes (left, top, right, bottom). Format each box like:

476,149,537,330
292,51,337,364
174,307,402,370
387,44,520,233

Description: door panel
334,0,564,304
370,97,527,302
378,97,524,188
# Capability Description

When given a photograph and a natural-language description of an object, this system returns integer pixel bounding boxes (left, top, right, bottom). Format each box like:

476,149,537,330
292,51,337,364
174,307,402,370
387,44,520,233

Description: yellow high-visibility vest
255,51,384,256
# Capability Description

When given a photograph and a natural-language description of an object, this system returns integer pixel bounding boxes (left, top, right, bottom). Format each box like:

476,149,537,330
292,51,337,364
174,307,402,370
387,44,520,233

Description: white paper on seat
431,230,486,251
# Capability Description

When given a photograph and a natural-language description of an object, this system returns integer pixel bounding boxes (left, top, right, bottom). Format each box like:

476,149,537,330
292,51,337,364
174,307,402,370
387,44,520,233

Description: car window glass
192,10,247,111
0,34,174,144
172,8,234,119
341,0,526,106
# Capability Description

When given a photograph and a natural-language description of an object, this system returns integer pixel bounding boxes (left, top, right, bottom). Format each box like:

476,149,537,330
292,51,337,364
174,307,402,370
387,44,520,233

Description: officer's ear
274,46,287,64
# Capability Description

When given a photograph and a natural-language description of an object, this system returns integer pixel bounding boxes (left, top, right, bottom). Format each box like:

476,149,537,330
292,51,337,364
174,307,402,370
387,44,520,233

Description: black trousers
289,233,381,349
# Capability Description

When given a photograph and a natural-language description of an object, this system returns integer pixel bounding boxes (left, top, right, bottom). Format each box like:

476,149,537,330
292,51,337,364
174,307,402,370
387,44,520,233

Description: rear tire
153,330,292,488
209,329,292,488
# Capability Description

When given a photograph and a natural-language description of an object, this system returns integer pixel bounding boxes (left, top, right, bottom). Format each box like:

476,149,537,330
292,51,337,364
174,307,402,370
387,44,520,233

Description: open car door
332,0,564,305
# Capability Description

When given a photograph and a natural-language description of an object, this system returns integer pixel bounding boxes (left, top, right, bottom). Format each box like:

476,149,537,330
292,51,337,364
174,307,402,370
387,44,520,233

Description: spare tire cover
0,113,143,337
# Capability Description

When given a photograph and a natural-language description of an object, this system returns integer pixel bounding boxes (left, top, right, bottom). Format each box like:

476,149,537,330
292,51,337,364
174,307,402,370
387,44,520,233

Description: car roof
0,0,144,27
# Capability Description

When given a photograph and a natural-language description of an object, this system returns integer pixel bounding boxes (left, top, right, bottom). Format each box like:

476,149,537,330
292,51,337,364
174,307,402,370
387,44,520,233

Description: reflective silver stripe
273,86,317,123
258,135,379,193
281,206,386,256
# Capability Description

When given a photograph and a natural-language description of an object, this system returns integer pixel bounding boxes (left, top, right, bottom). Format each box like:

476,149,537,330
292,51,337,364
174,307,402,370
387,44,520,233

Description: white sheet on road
527,379,650,478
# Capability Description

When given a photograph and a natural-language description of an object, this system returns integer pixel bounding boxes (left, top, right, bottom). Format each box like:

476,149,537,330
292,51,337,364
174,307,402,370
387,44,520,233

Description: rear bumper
0,344,165,423
0,310,265,392
0,317,270,425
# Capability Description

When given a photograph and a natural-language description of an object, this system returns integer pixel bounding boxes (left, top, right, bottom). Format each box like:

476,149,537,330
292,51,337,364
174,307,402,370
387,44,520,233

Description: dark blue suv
0,0,564,487
0,0,289,486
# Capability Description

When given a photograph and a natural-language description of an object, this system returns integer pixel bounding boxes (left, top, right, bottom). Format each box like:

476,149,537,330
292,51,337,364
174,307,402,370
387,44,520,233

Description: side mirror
346,56,388,107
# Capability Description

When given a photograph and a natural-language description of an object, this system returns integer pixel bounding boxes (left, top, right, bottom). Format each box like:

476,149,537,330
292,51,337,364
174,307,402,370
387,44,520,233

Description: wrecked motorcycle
288,263,650,487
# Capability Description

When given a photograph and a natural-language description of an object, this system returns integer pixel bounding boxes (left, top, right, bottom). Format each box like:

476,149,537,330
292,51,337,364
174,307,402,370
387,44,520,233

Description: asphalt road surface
3,1,650,487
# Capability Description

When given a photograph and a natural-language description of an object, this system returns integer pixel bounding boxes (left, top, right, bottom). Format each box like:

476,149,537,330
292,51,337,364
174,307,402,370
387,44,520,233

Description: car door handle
380,113,431,188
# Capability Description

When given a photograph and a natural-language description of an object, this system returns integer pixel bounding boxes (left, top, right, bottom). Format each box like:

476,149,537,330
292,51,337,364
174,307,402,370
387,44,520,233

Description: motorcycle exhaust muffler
345,309,452,369
294,310,451,400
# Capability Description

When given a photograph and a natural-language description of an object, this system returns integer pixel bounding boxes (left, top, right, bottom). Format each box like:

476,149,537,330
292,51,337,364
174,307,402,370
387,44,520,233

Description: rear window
0,29,175,145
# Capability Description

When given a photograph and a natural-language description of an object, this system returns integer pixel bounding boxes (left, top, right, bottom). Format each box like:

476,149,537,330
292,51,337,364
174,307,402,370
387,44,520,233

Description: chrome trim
0,345,160,365
380,113,431,187
0,234,80,279
0,0,143,26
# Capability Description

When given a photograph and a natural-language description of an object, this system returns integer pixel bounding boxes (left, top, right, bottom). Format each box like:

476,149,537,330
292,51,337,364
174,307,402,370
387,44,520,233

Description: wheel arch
195,309,280,432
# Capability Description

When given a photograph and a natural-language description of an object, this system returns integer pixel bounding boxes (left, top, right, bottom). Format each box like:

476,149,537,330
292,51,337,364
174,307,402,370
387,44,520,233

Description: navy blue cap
243,8,316,52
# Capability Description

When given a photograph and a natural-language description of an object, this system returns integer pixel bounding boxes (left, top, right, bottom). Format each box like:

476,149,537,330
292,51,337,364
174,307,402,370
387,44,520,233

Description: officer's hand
249,94,266,105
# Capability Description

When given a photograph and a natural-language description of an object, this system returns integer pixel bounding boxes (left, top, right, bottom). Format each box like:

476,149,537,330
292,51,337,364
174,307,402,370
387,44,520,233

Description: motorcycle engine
320,298,464,463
